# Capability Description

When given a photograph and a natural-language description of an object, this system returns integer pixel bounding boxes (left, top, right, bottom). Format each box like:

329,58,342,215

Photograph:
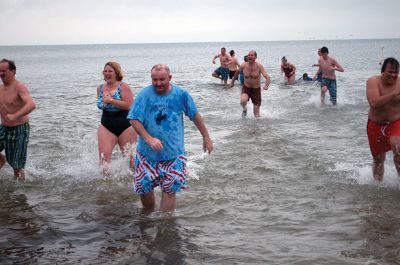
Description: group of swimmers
212,46,344,116
1,49,398,211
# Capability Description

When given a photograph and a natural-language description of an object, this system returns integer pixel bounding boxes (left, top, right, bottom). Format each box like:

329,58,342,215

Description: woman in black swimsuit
96,62,137,174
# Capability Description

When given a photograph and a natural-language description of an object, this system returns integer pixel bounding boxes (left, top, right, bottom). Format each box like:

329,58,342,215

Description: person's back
228,50,240,71
301,73,313,81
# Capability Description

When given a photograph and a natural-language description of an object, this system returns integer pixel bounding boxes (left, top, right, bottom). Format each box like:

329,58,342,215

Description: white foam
336,161,400,189
187,152,210,180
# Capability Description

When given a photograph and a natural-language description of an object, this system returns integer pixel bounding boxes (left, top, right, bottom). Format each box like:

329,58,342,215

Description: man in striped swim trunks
0,59,36,181
128,64,213,212
212,47,231,84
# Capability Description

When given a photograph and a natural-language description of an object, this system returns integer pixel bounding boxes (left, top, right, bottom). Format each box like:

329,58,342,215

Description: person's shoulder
136,85,154,96
256,62,265,68
15,80,29,91
367,75,380,85
120,81,131,89
329,56,338,62
171,84,188,93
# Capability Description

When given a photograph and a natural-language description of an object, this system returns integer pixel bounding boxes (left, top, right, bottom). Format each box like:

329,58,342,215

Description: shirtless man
212,47,231,84
0,59,36,181
228,50,240,81
366,57,400,181
315,46,344,105
229,50,271,118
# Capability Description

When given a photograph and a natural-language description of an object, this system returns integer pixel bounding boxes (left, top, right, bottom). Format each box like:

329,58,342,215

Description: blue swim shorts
0,122,30,169
321,78,337,105
214,67,229,81
133,151,187,194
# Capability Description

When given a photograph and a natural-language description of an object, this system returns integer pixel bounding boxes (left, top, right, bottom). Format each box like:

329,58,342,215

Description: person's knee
373,155,385,164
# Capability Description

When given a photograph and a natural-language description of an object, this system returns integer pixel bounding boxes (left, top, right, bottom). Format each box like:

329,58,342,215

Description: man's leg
212,72,221,79
14,168,25,181
0,153,5,170
372,153,385,181
321,86,328,104
328,81,337,105
240,93,249,117
253,105,260,118
160,191,176,212
140,192,156,210
390,136,400,176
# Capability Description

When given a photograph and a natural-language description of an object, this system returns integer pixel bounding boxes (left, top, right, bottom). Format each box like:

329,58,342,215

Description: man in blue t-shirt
128,64,213,212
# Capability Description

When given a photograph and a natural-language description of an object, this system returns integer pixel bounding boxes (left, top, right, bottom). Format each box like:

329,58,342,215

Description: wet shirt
128,84,198,161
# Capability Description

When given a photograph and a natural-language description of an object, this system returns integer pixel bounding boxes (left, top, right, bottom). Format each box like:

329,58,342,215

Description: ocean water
0,39,400,264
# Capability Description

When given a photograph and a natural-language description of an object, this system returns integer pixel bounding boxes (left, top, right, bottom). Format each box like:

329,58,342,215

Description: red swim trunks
367,119,400,156
242,85,261,106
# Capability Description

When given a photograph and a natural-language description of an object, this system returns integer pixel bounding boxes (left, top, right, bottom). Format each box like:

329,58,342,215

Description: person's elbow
30,101,36,111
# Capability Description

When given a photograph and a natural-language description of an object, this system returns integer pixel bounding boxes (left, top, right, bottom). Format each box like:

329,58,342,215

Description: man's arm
130,120,163,152
260,64,271,90
192,113,213,154
8,82,36,121
228,64,244,88
366,76,400,108
212,54,220,64
313,66,322,80
333,59,344,72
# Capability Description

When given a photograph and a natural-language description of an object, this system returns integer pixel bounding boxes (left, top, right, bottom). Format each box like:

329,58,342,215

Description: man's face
221,48,226,55
321,52,328,60
382,63,399,86
0,62,13,84
247,51,256,62
151,68,172,95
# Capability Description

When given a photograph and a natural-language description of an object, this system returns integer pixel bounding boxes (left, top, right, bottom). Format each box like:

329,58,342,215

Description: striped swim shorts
133,151,187,194
0,122,30,169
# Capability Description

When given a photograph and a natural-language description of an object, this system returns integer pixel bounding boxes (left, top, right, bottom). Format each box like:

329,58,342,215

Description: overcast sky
0,0,399,45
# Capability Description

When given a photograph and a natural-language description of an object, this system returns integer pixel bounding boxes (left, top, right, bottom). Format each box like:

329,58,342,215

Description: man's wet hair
249,50,257,57
229,50,235,56
320,46,329,54
0,58,16,73
381,57,399,73
151,64,171,74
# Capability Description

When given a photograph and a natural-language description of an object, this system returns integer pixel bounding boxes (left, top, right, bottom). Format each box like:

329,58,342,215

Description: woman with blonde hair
96,61,136,174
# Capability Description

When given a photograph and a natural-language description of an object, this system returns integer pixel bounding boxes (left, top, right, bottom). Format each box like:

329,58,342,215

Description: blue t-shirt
127,84,198,161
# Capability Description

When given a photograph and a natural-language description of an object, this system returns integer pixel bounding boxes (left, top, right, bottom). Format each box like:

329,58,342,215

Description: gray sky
0,0,399,45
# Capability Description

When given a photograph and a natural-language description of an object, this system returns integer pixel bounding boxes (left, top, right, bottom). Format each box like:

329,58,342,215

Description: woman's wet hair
104,61,123,81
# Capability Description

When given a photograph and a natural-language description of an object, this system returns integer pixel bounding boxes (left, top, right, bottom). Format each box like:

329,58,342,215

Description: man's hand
146,137,163,152
203,137,213,154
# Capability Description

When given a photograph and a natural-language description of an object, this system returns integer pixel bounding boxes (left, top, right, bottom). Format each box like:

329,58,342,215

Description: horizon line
1,37,399,48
